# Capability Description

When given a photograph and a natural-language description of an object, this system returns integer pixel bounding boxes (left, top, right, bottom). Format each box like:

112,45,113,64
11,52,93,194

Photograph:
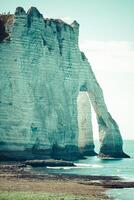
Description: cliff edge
0,7,129,160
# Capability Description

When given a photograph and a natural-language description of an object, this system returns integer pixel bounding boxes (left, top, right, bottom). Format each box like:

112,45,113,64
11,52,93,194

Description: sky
0,0,134,139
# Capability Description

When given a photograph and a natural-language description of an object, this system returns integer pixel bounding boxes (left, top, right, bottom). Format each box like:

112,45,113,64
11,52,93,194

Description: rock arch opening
77,91,97,156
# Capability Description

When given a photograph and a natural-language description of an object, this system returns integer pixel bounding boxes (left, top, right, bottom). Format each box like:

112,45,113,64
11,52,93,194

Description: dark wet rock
24,159,75,167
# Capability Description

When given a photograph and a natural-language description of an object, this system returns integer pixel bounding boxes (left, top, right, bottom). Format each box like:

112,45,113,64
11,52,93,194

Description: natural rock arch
77,91,96,156
0,7,129,160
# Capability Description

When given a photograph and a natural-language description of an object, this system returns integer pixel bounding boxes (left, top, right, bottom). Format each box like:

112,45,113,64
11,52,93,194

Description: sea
31,140,134,200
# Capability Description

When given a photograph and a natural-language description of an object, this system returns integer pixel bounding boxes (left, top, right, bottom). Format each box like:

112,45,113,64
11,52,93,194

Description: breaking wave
46,163,103,170
74,163,103,168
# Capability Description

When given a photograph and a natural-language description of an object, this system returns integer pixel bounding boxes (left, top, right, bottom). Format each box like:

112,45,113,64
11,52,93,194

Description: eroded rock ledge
24,159,75,167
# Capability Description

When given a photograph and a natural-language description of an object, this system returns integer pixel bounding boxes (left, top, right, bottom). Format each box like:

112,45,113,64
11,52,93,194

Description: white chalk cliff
0,7,129,160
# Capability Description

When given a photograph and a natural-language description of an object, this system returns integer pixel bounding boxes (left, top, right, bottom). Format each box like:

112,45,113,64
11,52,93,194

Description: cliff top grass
0,14,14,42
0,14,13,24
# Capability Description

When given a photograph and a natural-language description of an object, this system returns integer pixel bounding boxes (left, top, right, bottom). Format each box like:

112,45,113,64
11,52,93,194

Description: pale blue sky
0,0,134,139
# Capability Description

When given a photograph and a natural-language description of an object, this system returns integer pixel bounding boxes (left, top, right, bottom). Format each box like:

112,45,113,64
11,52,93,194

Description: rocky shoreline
0,161,134,200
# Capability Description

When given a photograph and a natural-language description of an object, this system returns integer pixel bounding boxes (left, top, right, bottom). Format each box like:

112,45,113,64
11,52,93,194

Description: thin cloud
80,41,134,73
80,41,134,52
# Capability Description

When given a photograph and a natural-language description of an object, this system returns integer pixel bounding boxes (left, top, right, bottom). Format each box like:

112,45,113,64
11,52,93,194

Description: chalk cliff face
0,7,129,160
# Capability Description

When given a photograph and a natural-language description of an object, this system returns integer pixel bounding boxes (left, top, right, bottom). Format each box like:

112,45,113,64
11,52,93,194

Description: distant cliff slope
0,7,129,160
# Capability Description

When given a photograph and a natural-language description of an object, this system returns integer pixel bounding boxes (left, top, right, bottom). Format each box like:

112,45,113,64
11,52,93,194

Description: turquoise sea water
32,140,134,200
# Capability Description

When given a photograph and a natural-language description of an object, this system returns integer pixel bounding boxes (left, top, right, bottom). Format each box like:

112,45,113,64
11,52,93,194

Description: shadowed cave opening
77,91,100,155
